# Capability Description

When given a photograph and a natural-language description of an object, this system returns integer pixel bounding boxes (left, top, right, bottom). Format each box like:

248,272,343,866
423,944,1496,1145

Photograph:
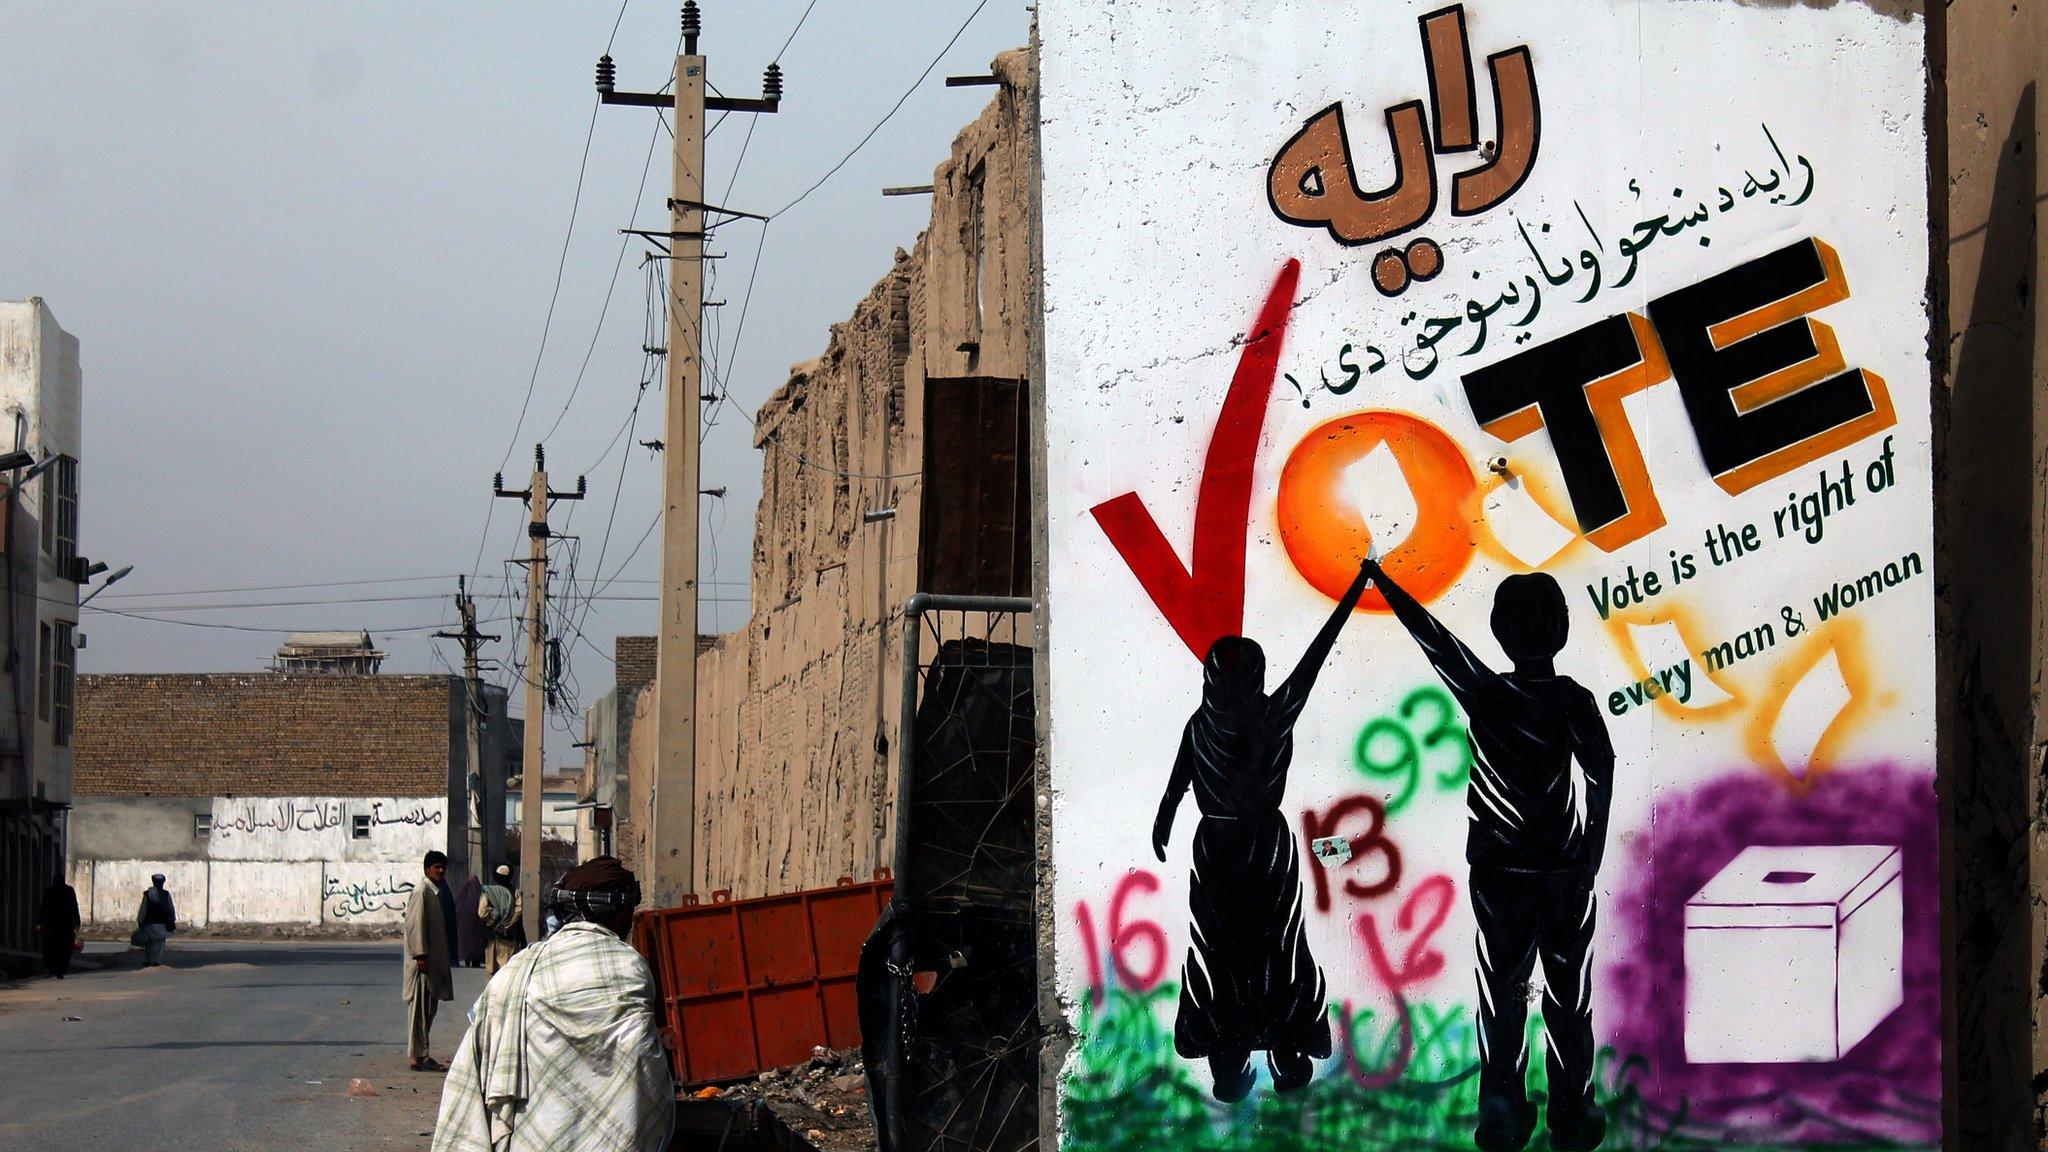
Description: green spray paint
1061,983,1933,1152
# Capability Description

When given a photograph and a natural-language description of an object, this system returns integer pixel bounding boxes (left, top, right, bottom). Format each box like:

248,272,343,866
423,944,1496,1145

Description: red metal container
635,869,893,1086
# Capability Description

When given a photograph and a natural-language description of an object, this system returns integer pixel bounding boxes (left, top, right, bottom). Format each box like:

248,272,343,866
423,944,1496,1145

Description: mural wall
1038,3,1933,1150
74,795,446,928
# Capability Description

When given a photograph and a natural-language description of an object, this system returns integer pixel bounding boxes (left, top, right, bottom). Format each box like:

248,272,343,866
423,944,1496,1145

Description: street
0,940,487,1152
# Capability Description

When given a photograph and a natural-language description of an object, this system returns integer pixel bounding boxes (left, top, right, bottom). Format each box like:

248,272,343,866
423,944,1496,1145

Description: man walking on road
403,850,457,1072
135,874,176,967
432,856,673,1151
480,864,525,977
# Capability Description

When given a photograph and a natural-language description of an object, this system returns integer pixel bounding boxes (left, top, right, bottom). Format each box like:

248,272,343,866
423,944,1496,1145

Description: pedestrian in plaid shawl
431,856,673,1152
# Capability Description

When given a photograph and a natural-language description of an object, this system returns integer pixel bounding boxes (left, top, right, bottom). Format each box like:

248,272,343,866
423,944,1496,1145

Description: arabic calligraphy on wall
1268,4,1540,296
1283,121,1818,402
206,795,448,863
322,870,418,920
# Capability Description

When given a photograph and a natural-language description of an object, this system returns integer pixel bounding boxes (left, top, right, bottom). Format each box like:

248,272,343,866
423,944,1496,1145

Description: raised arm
1366,559,1502,709
1274,560,1376,717
1153,725,1196,862
1569,686,1617,870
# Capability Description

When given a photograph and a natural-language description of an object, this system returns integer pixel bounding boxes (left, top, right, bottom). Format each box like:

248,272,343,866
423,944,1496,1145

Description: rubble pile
705,1046,876,1152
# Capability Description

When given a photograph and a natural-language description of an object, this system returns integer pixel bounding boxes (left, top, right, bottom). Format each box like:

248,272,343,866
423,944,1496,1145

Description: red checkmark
1089,260,1302,660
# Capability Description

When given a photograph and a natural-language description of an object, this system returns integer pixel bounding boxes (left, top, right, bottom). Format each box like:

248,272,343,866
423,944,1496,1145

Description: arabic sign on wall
1039,2,1933,1149
206,795,446,863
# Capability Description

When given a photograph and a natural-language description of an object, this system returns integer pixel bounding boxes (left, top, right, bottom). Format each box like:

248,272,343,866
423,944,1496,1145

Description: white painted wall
0,298,82,809
1041,0,1933,1144
74,795,447,928
207,795,446,863
85,859,208,930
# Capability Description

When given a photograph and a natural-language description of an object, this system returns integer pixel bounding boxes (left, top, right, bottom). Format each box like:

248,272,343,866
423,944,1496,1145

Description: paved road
0,939,488,1152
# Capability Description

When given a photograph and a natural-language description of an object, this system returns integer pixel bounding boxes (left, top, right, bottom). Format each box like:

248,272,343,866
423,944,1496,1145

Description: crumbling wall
671,50,1034,900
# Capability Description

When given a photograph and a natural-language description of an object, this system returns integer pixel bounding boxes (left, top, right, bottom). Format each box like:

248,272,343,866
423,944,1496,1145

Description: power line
470,0,642,585
773,0,821,62
535,110,668,447
768,0,992,220
85,591,735,612
605,0,633,52
102,574,463,599
101,574,744,601
83,604,463,635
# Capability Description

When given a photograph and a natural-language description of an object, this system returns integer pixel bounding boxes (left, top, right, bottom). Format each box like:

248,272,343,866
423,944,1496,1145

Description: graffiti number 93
1354,686,1472,813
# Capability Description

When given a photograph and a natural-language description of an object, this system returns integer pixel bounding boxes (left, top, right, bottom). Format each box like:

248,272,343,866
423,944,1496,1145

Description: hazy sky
0,2,1029,757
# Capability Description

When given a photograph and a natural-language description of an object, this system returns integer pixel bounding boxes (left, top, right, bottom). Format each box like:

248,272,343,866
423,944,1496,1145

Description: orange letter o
1276,410,1480,612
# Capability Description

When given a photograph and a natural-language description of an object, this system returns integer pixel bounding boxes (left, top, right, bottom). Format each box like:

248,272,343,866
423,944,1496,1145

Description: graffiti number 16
1355,685,1472,813
1075,871,1168,1005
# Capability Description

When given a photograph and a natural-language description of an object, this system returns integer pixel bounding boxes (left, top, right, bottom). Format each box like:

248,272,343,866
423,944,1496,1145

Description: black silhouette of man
1365,559,1614,1152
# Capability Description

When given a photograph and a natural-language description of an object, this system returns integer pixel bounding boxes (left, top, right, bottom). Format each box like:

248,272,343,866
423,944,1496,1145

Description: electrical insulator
682,1,701,53
595,55,616,94
764,62,783,102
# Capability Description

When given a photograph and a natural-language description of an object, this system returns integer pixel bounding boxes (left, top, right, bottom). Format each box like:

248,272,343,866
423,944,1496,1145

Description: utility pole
597,1,780,908
433,577,498,890
495,446,583,943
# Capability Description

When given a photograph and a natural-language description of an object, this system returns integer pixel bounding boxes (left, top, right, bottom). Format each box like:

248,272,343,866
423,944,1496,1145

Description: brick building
68,673,512,932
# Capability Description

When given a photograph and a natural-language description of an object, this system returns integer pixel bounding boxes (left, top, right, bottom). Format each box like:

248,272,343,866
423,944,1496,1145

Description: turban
549,855,642,921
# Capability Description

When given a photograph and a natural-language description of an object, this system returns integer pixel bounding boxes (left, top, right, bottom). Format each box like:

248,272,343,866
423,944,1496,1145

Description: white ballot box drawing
1683,844,1904,1064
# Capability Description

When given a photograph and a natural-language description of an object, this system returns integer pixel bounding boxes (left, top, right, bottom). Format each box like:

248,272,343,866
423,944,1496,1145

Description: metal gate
863,595,1039,1152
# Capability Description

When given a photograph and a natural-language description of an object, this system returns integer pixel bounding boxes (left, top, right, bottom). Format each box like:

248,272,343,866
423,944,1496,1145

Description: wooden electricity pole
433,576,498,889
495,446,582,942
597,1,780,908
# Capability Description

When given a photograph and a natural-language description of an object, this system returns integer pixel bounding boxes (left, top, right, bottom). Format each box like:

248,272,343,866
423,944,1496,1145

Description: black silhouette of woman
1153,558,1373,1102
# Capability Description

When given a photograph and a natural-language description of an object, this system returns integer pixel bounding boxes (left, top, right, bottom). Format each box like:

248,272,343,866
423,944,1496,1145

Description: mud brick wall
648,51,1033,900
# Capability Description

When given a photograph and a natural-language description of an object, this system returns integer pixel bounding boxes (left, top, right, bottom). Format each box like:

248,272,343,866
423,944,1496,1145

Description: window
193,814,211,840
352,815,372,840
39,455,76,565
36,623,50,722
51,620,73,747
920,376,1031,596
54,456,77,569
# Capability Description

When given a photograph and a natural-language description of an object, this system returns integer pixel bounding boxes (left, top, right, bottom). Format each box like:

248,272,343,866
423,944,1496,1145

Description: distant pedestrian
432,856,673,1152
403,850,456,1072
134,874,176,967
479,864,525,977
36,877,81,978
455,871,485,969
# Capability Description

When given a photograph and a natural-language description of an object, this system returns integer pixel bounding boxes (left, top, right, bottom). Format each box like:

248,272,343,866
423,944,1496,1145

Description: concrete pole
650,48,705,910
459,588,487,887
521,461,548,944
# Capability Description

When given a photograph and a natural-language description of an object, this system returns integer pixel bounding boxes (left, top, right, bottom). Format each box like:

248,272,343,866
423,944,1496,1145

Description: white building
0,298,84,968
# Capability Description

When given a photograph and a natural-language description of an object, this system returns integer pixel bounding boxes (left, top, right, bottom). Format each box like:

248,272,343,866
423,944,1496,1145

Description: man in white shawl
432,855,674,1152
